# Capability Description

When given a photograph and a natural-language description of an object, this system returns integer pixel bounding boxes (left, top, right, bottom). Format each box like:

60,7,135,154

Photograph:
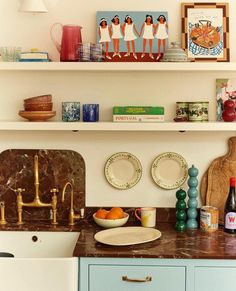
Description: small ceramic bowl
24,94,52,104
24,102,53,111
19,110,56,122
93,213,129,228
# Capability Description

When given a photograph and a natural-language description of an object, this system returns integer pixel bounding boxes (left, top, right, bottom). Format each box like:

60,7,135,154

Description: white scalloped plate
94,227,161,246
151,152,188,189
104,152,142,190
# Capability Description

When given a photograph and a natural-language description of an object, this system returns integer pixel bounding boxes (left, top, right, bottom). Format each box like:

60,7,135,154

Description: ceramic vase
222,100,236,122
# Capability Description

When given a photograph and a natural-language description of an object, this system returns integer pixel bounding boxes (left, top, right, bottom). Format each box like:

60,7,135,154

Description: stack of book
20,51,50,62
113,106,165,122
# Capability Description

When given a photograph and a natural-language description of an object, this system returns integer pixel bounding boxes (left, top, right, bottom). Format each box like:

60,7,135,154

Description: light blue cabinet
195,266,236,291
79,258,236,291
88,265,185,291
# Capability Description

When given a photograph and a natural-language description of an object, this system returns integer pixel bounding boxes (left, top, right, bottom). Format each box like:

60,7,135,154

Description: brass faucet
14,154,58,225
62,180,80,225
0,201,7,225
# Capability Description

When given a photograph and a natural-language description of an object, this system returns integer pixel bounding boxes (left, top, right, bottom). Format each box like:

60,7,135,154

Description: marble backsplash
0,149,85,222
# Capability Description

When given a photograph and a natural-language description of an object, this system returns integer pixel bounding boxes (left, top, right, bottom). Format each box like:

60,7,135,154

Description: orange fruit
106,207,124,219
111,207,124,217
95,209,109,219
106,211,121,220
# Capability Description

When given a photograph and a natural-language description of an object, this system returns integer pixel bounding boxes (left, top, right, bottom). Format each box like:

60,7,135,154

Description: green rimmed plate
105,152,142,190
151,152,188,189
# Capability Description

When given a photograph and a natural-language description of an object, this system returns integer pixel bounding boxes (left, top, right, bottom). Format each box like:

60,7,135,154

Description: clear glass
77,43,104,62
0,47,22,62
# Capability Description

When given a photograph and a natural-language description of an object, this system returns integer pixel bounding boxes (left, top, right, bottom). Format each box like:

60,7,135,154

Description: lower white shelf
0,121,235,131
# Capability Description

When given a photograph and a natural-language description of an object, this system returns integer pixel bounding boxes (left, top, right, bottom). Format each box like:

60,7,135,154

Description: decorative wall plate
151,152,188,189
94,226,161,246
105,152,142,190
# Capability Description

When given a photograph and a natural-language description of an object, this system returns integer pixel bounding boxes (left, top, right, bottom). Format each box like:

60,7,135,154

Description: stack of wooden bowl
19,94,56,121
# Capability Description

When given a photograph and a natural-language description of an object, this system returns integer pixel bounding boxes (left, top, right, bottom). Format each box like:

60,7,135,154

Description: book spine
20,52,49,60
113,115,165,122
113,106,164,115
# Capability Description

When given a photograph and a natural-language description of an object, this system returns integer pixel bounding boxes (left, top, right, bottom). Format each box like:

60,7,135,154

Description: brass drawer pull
122,276,152,283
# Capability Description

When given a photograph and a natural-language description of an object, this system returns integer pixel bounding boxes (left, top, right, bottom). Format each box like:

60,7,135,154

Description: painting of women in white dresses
96,11,168,62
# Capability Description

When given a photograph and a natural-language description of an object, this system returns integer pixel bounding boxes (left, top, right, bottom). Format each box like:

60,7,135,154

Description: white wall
0,0,235,207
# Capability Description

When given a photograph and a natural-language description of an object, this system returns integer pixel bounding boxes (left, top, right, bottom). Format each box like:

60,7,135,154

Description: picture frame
181,3,229,62
216,79,236,121
96,11,168,62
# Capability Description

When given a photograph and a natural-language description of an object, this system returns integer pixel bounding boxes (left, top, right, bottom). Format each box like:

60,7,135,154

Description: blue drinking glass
83,104,99,122
62,102,80,122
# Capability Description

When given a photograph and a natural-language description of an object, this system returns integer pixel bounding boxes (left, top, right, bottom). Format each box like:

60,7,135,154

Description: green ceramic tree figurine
175,188,187,232
186,165,199,229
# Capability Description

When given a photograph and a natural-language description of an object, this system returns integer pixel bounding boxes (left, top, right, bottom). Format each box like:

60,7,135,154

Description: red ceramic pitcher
50,23,82,61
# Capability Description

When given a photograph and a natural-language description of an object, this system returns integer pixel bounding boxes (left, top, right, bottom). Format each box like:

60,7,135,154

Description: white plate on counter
151,152,188,189
104,152,142,190
94,226,161,246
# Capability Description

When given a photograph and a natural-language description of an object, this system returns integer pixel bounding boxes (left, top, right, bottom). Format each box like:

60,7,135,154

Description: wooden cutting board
201,137,236,224
200,170,208,205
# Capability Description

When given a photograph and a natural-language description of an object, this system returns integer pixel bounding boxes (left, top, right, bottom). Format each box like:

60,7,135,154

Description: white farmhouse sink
0,231,80,291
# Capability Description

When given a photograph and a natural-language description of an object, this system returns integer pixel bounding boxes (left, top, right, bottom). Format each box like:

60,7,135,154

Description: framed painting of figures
181,3,229,62
96,11,168,62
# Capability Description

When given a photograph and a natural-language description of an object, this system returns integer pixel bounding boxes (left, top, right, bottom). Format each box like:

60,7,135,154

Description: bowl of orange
93,207,129,228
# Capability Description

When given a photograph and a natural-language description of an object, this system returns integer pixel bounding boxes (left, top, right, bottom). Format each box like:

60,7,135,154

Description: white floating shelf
0,121,235,132
1,62,236,72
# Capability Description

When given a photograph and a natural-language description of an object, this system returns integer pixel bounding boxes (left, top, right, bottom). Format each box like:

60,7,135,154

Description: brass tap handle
0,201,7,225
50,189,58,206
14,188,25,196
50,188,59,196
50,188,58,225
14,189,25,225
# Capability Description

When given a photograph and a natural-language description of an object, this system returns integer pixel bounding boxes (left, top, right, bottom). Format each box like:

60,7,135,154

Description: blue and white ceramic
83,104,99,122
62,102,80,122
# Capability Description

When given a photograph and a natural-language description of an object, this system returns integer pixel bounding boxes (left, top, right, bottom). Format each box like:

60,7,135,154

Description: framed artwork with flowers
216,79,236,121
96,11,168,62
181,3,229,62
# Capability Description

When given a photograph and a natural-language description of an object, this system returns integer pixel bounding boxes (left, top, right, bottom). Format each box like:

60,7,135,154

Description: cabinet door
195,267,236,291
88,265,185,291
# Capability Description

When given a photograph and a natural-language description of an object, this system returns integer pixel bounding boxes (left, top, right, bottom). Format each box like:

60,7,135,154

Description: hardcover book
113,106,164,115
20,52,49,60
113,114,164,122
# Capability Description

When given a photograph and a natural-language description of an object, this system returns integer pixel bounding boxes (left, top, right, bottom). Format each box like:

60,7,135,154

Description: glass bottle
224,177,236,234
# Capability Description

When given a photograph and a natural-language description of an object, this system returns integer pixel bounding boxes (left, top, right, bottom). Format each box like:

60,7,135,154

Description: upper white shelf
1,62,236,72
0,121,235,131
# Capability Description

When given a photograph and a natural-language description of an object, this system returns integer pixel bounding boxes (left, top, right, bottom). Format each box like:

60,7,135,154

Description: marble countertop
1,208,236,260
74,222,236,259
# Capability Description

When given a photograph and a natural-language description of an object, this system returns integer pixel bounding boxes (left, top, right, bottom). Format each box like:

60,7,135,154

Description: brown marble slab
73,208,236,259
0,220,82,232
0,149,85,222
1,206,236,260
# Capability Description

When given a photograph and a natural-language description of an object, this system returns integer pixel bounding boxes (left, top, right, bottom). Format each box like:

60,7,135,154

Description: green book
113,106,164,115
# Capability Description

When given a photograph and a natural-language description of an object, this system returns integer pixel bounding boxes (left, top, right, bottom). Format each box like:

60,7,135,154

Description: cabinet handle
122,276,152,283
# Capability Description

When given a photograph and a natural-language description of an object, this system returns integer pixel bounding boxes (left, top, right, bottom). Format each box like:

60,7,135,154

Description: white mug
135,207,156,228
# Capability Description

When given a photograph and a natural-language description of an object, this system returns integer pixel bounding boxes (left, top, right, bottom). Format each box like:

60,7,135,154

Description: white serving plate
94,226,161,246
